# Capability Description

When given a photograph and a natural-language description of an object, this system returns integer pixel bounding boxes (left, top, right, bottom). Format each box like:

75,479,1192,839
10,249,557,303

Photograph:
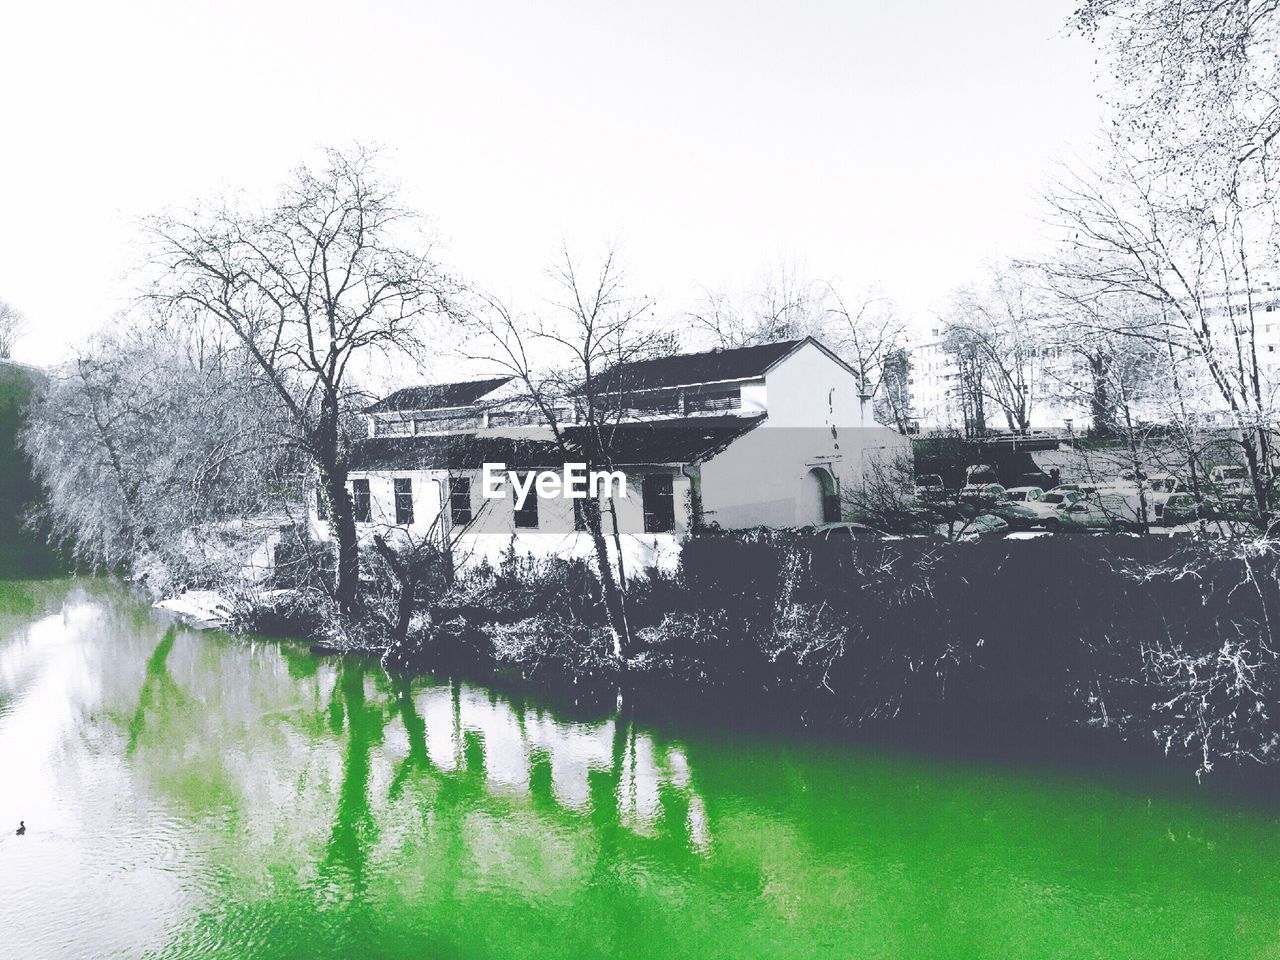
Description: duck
15,821,25,836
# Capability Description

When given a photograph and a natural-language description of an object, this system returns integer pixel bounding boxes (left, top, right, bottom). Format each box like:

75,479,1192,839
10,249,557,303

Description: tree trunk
1089,353,1113,437
581,496,632,661
1241,433,1270,527
322,463,361,612
372,535,417,647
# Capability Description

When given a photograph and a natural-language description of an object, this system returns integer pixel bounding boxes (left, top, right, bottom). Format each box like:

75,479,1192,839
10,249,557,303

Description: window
450,476,472,526
642,474,675,533
394,477,414,525
375,418,411,436
513,474,539,529
351,478,371,522
611,390,680,418
685,386,742,413
414,413,483,433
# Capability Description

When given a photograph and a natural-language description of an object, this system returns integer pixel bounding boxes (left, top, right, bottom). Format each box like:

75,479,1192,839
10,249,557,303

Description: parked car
1209,465,1249,494
964,463,998,485
1205,493,1255,521
1044,491,1145,532
1146,474,1187,521
933,507,1009,541
1014,471,1054,489
1053,482,1101,497
1158,491,1249,527
914,473,946,502
960,482,1007,503
1006,489,1080,528
1161,492,1200,526
991,486,1045,530
1004,486,1044,502
809,521,891,542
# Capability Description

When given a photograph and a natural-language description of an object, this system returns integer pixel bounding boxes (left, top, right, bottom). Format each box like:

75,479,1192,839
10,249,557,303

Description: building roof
347,415,766,473
592,340,803,394
567,415,765,465
365,376,514,414
349,433,560,472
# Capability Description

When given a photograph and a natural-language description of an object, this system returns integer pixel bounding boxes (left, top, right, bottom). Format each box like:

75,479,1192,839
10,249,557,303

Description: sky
0,0,1104,367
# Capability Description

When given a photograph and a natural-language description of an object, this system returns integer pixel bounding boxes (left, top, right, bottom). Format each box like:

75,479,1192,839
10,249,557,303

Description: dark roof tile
347,415,766,472
365,377,513,413
592,340,801,393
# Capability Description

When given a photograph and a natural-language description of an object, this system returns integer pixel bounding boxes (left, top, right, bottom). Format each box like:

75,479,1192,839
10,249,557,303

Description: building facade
313,338,912,571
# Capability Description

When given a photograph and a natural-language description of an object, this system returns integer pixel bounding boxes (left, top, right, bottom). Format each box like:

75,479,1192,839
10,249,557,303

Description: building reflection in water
409,677,711,853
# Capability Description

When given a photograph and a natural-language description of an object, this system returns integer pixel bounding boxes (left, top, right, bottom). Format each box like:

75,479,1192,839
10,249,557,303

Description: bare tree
0,299,25,359
466,245,667,660
690,274,911,430
23,311,301,588
941,268,1045,434
942,325,988,438
1072,0,1280,167
875,347,914,434
1045,145,1278,525
687,265,827,348
823,286,907,418
146,147,458,611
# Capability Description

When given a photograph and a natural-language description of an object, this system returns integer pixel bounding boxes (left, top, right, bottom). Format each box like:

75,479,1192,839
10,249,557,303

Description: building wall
698,424,909,528
322,466,694,574
688,342,910,529
760,341,874,428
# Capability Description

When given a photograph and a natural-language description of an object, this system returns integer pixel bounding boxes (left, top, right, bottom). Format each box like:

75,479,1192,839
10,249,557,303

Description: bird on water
15,821,24,836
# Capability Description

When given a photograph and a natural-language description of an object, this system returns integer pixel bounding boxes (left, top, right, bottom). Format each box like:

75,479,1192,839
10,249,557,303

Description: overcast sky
0,0,1103,366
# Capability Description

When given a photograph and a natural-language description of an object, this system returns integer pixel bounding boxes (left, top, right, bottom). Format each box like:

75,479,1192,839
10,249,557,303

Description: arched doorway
802,466,839,524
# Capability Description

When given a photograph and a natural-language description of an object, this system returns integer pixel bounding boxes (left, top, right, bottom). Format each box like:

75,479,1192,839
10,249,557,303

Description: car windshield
918,475,942,487
1219,467,1246,480
1009,491,1025,501
1043,493,1069,505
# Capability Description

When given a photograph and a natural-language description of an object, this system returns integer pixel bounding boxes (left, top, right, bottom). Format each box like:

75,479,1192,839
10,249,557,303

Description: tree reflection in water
7,582,1278,960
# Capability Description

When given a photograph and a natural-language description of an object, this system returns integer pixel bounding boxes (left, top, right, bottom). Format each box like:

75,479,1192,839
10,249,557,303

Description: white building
907,281,1280,435
314,338,911,571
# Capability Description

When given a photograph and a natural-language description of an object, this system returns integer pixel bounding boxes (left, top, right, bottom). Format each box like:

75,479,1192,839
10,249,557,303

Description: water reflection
2,580,1280,960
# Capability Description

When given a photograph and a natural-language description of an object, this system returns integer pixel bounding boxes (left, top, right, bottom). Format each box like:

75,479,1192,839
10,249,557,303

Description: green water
1,579,1278,959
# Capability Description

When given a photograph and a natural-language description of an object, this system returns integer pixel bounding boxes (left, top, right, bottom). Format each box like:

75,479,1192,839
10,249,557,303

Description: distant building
314,338,911,571
907,281,1280,436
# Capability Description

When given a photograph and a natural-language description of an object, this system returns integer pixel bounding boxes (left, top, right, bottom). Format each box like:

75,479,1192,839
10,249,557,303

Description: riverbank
6,576,1279,960
232,532,1280,784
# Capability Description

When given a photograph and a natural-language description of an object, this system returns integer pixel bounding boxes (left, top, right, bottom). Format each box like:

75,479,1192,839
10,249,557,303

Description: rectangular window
351,478,371,523
642,474,675,533
513,474,539,529
685,386,743,413
450,476,472,526
414,413,482,433
375,418,411,436
394,477,414,525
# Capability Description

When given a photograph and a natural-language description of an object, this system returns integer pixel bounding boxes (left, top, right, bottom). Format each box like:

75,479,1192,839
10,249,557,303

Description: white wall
698,424,908,528
321,466,693,575
696,342,911,527
761,340,872,428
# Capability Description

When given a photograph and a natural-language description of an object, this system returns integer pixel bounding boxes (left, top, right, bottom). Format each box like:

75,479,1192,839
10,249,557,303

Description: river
1,578,1277,959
